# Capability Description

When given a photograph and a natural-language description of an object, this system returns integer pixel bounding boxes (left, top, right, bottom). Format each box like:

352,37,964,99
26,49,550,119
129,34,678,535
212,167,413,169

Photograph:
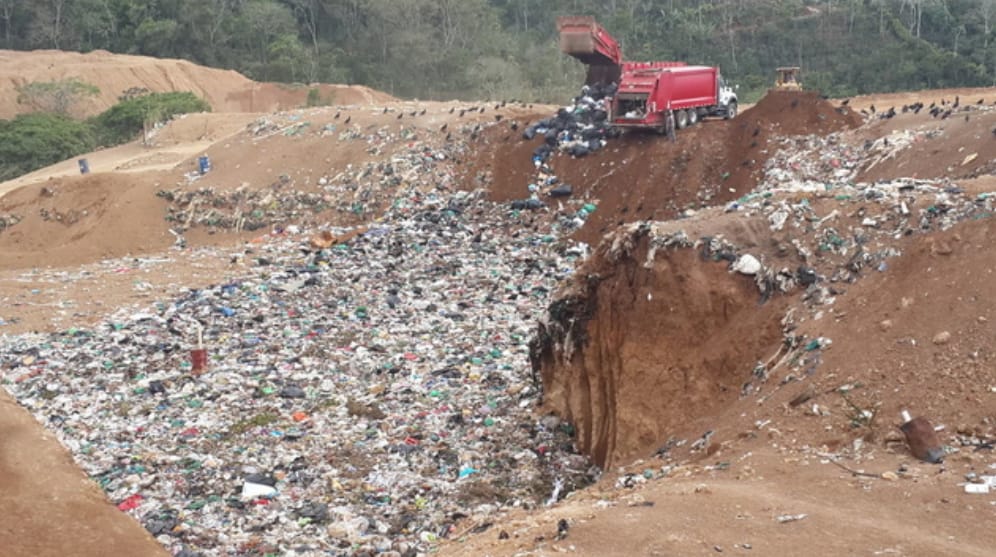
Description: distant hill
0,50,394,118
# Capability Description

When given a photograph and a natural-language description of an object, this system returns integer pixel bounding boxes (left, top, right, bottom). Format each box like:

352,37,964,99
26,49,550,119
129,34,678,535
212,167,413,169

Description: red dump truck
556,16,737,136
613,64,738,132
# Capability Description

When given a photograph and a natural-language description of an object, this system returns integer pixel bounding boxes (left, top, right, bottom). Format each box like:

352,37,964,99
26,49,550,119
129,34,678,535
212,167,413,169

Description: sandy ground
436,447,996,557
0,48,995,556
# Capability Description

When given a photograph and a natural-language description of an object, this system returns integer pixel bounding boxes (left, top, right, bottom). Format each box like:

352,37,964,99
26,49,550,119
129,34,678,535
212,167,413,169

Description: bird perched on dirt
953,96,960,108
344,116,351,124
840,98,850,106
439,123,447,132
459,109,466,117
510,121,519,131
991,127,996,136
978,98,985,105
397,112,403,119
334,111,341,119
383,107,389,114
448,107,455,114
479,106,486,113
555,519,569,541
495,114,503,122
409,110,417,117
752,127,761,137
869,104,876,113
419,108,426,116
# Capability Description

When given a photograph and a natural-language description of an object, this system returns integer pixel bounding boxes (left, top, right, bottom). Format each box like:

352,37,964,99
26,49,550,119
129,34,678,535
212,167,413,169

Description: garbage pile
165,132,471,233
158,186,331,232
0,188,598,556
522,84,620,164
0,212,21,231
510,85,620,226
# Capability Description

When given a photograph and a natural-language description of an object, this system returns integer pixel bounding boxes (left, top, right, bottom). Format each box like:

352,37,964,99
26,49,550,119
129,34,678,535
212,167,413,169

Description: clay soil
0,49,994,557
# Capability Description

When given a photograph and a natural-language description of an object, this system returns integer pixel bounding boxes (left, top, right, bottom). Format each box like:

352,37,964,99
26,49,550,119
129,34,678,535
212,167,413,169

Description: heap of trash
0,188,599,556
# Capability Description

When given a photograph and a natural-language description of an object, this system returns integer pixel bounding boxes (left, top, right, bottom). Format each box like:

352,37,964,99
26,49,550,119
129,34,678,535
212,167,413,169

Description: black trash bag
548,185,573,198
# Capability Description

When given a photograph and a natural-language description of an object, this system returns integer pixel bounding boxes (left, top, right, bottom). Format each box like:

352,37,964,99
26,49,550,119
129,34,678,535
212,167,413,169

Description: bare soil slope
0,389,167,557
0,49,392,118
476,90,861,246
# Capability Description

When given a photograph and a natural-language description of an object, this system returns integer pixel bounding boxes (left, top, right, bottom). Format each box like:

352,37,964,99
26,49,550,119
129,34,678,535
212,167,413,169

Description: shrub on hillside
0,113,95,181
16,79,100,116
90,91,211,146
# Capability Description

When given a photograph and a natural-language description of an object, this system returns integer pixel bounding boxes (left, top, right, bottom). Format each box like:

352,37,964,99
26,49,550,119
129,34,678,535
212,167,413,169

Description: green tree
16,79,100,116
0,112,95,180
90,91,210,145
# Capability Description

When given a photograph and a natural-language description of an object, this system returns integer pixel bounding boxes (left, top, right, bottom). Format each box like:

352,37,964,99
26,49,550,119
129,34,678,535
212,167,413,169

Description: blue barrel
198,155,211,175
78,159,90,174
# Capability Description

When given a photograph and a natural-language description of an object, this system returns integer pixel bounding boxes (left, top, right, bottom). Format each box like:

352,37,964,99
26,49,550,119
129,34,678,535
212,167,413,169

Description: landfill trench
0,188,604,555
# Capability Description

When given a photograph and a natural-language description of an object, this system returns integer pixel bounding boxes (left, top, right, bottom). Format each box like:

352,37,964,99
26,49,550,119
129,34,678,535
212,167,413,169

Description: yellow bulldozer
774,67,802,90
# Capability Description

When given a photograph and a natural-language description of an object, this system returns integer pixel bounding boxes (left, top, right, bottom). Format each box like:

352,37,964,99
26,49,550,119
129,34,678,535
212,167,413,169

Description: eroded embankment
532,224,786,467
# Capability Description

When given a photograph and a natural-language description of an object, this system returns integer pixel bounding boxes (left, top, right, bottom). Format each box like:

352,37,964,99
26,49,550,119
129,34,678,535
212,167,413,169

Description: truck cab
717,75,738,119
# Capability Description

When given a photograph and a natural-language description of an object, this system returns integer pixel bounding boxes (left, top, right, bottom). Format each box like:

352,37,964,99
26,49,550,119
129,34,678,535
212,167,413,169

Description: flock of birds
321,99,536,143
842,94,991,123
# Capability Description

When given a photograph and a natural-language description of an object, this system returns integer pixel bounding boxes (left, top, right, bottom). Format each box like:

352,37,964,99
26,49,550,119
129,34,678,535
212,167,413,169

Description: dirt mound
223,82,394,113
746,89,862,136
855,107,996,182
533,220,788,467
782,218,996,447
476,121,767,246
0,49,393,118
0,173,175,268
475,91,861,248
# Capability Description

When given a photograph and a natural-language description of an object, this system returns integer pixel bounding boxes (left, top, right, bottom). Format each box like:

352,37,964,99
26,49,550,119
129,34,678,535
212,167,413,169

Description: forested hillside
2,0,995,101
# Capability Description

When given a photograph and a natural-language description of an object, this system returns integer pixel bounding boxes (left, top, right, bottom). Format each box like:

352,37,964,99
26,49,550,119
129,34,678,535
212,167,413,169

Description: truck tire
724,101,738,120
676,110,689,129
688,109,699,126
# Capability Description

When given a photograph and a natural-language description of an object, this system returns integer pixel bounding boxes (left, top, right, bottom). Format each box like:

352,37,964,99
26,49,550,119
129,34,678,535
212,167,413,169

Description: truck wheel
688,109,699,126
724,101,738,120
676,110,688,129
